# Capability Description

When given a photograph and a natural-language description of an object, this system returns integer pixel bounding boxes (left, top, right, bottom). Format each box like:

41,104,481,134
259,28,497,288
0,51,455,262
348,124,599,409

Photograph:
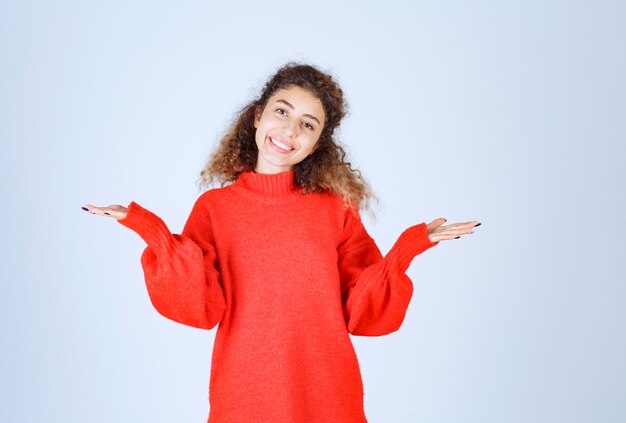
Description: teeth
271,137,293,151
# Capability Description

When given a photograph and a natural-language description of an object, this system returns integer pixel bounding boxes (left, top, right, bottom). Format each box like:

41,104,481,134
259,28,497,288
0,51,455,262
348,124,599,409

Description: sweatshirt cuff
387,222,438,272
116,201,174,251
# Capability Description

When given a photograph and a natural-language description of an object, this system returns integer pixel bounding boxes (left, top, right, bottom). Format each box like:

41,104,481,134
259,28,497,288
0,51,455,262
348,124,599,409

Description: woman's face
253,86,325,174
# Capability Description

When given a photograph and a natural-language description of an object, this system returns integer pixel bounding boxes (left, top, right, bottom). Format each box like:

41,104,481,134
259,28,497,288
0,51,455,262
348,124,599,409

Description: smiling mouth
269,137,294,152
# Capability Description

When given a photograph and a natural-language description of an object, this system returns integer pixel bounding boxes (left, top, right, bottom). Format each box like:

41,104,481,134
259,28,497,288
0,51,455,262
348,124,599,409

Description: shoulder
315,190,359,219
189,185,231,215
305,190,360,231
303,189,342,209
195,183,237,204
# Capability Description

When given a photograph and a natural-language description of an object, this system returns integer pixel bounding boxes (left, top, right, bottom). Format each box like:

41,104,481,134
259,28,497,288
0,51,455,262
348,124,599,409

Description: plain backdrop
1,1,624,422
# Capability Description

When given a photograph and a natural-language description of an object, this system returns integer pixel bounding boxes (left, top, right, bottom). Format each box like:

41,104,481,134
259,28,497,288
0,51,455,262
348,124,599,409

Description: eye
303,122,314,130
275,108,286,115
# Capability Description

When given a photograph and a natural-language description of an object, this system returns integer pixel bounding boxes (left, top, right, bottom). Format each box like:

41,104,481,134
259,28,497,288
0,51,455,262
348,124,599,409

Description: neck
235,168,300,197
254,162,293,175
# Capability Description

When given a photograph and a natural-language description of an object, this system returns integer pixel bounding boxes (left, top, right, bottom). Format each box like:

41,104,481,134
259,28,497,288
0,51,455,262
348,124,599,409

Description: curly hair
197,61,379,217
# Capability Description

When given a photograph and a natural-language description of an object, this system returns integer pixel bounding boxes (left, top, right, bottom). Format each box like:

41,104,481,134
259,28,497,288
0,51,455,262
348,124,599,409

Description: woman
83,62,480,423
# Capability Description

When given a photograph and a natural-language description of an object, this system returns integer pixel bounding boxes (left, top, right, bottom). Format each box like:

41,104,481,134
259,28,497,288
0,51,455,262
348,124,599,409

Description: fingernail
475,223,481,227
81,207,88,212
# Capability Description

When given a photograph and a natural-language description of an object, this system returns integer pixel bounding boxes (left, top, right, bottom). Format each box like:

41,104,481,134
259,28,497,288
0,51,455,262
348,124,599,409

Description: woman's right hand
82,204,128,220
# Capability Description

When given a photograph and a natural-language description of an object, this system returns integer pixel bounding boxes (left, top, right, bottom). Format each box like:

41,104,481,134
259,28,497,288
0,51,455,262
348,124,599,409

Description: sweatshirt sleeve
116,198,226,330
338,207,439,336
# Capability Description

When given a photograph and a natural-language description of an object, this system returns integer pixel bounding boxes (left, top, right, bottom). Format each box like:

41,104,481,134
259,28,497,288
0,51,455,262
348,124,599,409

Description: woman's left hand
426,218,481,243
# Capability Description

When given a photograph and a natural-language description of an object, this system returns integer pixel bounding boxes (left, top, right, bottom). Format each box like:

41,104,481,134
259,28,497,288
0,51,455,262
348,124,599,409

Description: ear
253,106,261,128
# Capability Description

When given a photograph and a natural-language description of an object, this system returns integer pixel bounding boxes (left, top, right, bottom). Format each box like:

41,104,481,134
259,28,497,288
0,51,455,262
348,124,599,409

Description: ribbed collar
235,169,302,197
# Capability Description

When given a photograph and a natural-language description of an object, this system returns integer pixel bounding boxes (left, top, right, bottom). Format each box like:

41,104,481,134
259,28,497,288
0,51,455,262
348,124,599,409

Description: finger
83,204,127,219
105,209,126,220
454,227,476,236
436,224,481,236
84,205,109,217
427,217,447,233
91,207,106,216
438,221,480,230
430,225,480,241
432,226,475,236
82,204,99,214
97,207,118,218
430,232,466,242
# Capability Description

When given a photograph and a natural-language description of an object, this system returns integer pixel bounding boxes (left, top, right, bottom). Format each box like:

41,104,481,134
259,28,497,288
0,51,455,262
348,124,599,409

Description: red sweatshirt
117,169,438,423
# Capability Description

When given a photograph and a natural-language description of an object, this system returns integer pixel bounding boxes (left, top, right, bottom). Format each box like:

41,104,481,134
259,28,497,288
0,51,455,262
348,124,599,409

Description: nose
282,119,298,137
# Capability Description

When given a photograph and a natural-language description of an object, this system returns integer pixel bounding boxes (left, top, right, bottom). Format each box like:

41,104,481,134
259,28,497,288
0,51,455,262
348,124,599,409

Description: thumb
426,217,447,233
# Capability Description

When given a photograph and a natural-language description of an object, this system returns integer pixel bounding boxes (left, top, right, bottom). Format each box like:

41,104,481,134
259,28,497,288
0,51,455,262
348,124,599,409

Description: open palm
82,204,128,220
427,218,481,243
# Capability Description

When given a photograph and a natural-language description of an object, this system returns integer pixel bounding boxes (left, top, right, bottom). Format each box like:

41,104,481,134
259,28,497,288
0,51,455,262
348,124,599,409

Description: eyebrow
275,99,322,126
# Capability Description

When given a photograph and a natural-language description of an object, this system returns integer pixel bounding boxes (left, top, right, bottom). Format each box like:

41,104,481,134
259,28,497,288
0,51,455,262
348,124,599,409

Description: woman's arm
338,208,438,336
116,197,226,330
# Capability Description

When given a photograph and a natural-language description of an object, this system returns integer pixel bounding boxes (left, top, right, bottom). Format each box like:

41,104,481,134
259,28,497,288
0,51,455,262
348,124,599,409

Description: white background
1,1,624,422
